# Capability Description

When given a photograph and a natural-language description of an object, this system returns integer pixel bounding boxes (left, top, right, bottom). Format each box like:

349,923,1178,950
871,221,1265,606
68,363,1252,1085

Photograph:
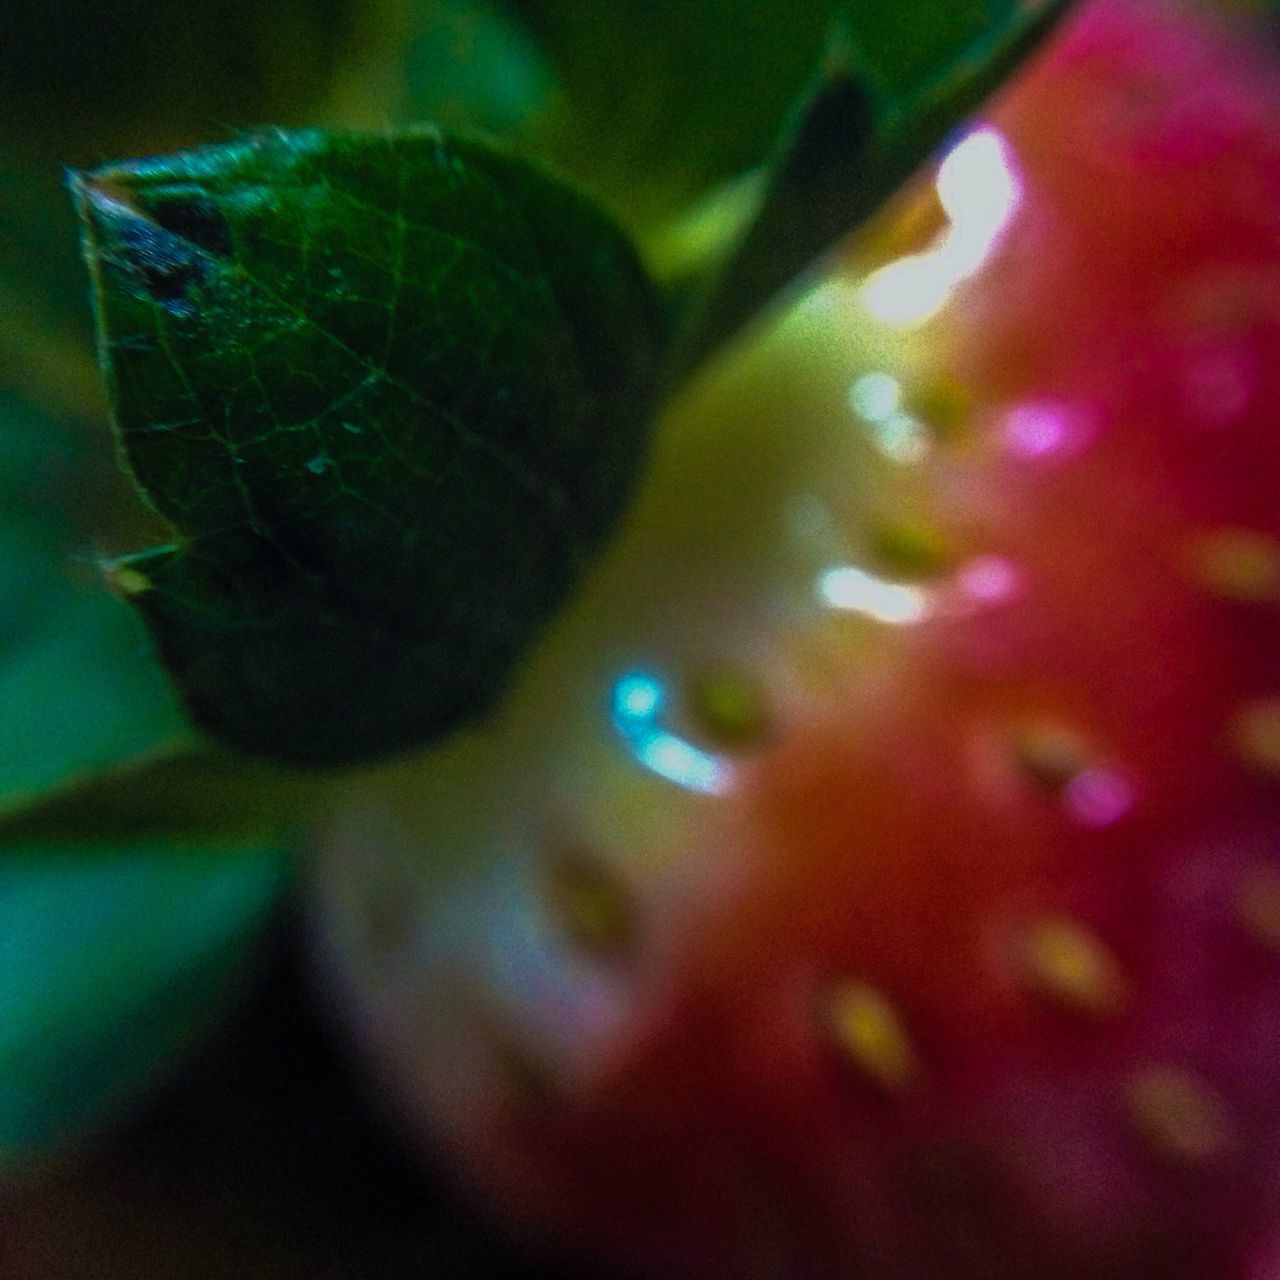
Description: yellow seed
1011,724,1090,790
1190,528,1280,603
1235,865,1280,950
545,850,637,963
1231,699,1280,774
688,668,771,749
1126,1065,1237,1167
1022,916,1130,1019
908,378,974,442
870,520,953,580
826,981,918,1091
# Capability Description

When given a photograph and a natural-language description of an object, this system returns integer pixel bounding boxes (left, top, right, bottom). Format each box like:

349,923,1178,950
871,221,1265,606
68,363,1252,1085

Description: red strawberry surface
312,1,1280,1276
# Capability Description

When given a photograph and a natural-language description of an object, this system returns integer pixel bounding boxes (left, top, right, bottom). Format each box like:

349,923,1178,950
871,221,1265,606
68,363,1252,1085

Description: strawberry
310,0,1280,1276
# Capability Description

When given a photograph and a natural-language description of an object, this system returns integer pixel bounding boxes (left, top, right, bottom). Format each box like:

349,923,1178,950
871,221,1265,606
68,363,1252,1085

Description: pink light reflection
1063,768,1135,828
1002,400,1095,460
956,554,1024,604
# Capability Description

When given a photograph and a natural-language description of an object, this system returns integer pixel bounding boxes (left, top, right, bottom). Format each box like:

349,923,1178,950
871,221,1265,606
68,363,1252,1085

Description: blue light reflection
610,672,732,796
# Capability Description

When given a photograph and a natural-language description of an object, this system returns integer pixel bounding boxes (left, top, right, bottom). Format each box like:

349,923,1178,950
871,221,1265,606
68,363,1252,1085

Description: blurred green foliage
0,0,358,153
515,0,1036,227
0,392,191,807
0,0,368,1173
0,843,286,1161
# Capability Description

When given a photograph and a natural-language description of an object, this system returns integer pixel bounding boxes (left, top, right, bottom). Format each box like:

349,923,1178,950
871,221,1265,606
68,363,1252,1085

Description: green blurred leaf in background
0,395,189,808
0,842,286,1165
515,0,1054,232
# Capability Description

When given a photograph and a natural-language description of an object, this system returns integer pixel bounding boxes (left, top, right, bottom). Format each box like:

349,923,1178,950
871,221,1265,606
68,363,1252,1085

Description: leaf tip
102,559,155,601
70,162,238,323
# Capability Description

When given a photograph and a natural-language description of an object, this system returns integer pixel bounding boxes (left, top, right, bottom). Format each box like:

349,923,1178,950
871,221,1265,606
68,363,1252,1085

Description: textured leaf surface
75,128,663,766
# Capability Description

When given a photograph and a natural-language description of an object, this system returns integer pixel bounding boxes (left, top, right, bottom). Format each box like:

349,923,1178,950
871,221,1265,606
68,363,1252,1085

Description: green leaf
515,0,834,227
833,0,1063,94
329,0,554,138
669,0,1073,376
0,745,333,847
516,0,1064,231
0,840,287,1167
74,128,663,767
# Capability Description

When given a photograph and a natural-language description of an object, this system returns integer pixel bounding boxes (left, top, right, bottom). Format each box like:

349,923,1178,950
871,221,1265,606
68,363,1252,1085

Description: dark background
6,907,580,1279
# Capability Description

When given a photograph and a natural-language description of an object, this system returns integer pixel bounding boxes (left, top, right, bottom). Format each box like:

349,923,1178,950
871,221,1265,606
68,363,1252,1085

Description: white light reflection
861,127,1021,327
849,371,903,421
848,371,930,463
610,672,732,796
818,565,930,625
873,412,931,464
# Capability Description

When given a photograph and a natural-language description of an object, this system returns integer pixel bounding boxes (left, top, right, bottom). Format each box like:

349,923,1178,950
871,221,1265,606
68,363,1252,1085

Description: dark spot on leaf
120,219,206,312
147,195,234,258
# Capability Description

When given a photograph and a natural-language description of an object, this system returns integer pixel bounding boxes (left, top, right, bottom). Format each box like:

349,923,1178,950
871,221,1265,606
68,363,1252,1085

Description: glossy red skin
315,2,1280,1277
